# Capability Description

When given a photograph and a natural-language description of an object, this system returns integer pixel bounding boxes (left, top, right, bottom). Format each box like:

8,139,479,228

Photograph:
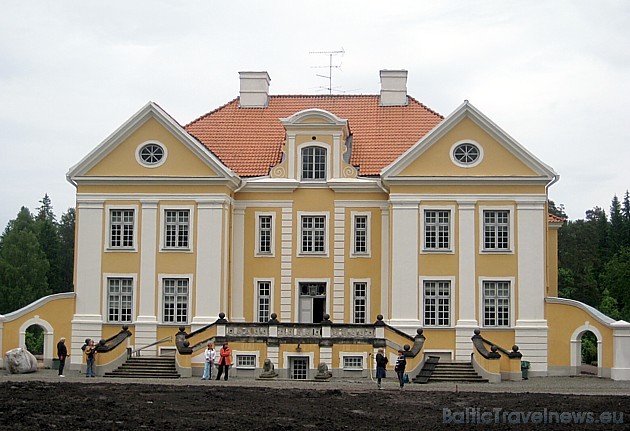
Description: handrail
471,329,522,359
95,326,132,353
129,335,172,358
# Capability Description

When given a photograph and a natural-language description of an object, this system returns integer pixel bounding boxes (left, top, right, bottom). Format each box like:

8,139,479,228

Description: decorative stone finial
403,344,410,352
122,325,129,331
491,345,498,352
474,329,481,335
512,345,519,352
323,314,330,321
270,312,277,320
376,314,383,321
219,312,226,319
417,328,423,336
179,326,186,333
183,341,190,348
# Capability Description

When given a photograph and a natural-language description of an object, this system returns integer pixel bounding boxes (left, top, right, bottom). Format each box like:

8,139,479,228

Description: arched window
301,146,326,180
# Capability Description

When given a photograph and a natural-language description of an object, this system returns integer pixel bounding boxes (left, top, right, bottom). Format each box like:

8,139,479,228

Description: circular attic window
136,141,167,167
450,141,483,167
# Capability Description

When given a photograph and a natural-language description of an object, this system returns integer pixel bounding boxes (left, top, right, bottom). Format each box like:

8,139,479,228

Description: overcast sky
1,1,629,229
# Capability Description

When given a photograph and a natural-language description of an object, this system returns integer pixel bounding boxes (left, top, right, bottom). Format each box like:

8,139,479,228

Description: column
71,200,104,367
230,206,246,322
455,201,477,361
135,200,158,354
389,199,420,332
280,207,293,321
333,206,345,322
515,201,548,374
380,207,390,320
192,199,226,329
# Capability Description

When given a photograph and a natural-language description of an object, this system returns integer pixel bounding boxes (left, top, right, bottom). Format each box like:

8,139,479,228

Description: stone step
104,357,180,379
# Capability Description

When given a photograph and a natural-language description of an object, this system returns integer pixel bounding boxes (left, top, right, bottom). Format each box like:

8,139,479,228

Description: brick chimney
379,70,408,106
239,71,271,108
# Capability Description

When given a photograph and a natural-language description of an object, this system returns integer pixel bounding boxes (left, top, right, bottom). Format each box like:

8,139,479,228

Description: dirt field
0,381,628,430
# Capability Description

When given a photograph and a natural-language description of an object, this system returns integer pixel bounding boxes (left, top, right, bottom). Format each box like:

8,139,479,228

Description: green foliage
581,331,597,365
0,195,74,313
25,325,44,355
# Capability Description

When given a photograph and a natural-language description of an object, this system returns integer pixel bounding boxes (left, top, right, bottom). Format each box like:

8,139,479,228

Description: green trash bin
521,360,530,380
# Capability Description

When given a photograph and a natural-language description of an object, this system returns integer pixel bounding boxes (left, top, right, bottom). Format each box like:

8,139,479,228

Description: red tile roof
548,213,566,223
185,95,443,177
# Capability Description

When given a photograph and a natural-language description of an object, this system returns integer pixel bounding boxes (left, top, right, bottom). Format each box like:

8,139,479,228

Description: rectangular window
108,278,133,322
164,210,189,249
353,282,368,323
301,215,326,253
257,281,271,323
343,356,363,370
110,209,134,248
424,210,450,250
483,210,510,250
302,147,326,180
258,215,272,254
423,281,451,326
163,278,189,323
483,281,510,327
353,215,368,254
236,355,257,368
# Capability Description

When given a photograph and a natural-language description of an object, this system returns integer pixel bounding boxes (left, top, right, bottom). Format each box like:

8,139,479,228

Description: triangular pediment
381,101,557,182
67,102,239,187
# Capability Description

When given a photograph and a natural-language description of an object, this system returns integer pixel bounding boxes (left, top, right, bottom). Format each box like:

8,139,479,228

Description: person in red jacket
215,342,232,381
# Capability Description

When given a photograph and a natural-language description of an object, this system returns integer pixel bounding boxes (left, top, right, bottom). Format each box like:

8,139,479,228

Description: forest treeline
1,192,629,323
0,195,74,314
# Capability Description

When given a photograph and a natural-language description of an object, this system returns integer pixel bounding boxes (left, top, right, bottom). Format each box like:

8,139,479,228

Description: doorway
298,282,326,323
290,356,309,380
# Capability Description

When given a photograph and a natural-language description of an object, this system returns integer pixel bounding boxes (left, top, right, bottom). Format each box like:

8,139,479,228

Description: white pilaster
333,206,345,322
611,320,630,380
455,201,477,361
389,200,420,330
193,199,226,327
280,207,293,321
74,200,104,318
516,201,546,322
231,207,246,322
380,207,390,320
320,346,333,370
137,200,158,323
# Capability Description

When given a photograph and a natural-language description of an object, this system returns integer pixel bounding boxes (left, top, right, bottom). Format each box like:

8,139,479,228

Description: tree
600,247,630,321
57,208,75,292
610,195,624,254
35,195,63,293
0,208,50,314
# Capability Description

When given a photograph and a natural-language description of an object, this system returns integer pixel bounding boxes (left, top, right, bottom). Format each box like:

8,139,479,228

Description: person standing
215,342,232,381
57,337,68,377
394,349,407,390
201,342,216,380
85,339,97,377
375,348,388,389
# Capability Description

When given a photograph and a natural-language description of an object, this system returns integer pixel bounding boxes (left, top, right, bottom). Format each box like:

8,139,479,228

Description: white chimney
239,71,271,108
379,70,408,106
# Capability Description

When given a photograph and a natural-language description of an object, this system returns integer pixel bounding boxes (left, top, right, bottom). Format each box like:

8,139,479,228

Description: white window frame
449,139,484,168
233,350,260,369
478,277,515,328
296,141,331,183
105,205,138,252
102,273,137,323
254,278,274,323
479,206,515,254
350,211,371,257
158,274,192,325
135,140,168,168
339,352,368,370
255,212,276,257
297,211,329,257
293,278,331,320
420,205,455,254
351,278,371,324
159,205,194,252
420,277,455,327
300,145,328,181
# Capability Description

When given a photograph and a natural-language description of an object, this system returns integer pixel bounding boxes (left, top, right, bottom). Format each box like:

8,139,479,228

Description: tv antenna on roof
310,49,345,95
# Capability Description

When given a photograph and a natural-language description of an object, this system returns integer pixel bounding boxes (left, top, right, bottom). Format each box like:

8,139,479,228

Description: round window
452,142,481,166
137,142,166,167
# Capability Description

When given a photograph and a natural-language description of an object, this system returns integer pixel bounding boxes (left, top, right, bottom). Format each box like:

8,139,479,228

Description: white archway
570,322,603,377
19,316,55,368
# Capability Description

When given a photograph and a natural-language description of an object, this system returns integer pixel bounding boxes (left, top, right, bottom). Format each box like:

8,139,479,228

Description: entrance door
298,282,326,323
290,357,309,380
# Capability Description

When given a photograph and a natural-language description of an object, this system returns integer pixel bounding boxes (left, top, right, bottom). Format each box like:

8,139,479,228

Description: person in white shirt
201,342,216,380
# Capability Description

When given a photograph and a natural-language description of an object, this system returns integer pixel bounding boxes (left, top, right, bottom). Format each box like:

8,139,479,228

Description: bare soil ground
0,381,629,430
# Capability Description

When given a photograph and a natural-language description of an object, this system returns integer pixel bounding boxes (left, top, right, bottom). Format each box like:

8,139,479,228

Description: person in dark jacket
375,348,388,389
394,349,407,390
57,337,68,377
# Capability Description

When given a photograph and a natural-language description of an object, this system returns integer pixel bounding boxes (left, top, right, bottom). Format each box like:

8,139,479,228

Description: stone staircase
104,356,180,379
414,357,487,383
